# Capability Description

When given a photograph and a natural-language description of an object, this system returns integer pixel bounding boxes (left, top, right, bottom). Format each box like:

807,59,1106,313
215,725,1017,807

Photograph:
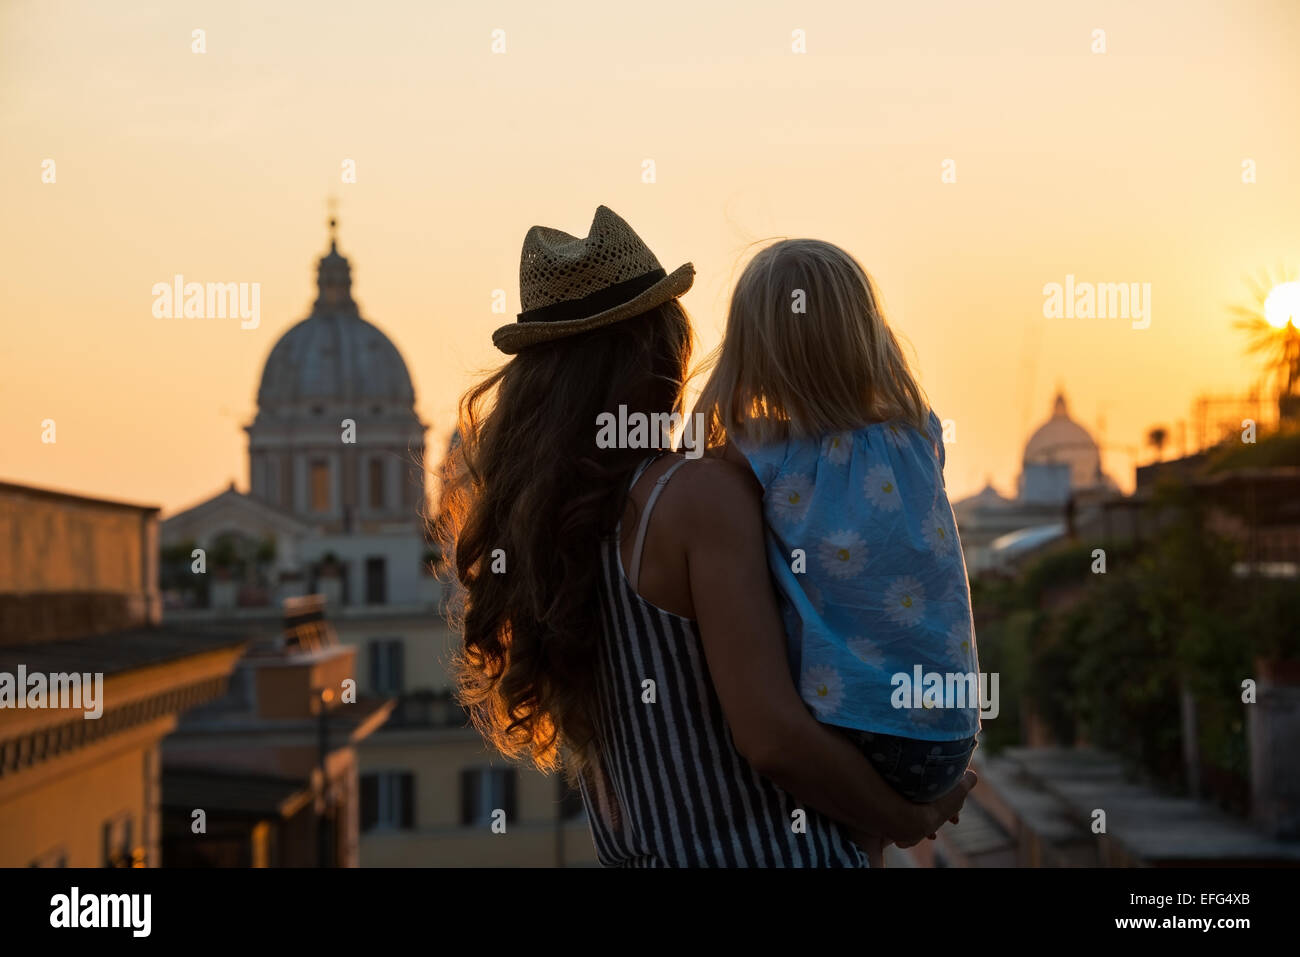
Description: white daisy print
883,421,908,448
883,576,926,626
863,464,902,511
912,697,946,725
946,620,976,670
922,508,957,556
802,665,844,716
822,432,852,466
847,635,886,669
818,529,868,579
768,472,814,525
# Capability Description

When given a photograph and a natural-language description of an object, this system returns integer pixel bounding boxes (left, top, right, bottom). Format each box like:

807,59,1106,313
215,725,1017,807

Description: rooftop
979,747,1300,865
0,627,247,676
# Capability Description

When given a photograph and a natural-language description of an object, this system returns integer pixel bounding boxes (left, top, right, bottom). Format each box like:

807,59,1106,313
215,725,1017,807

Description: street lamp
314,686,335,867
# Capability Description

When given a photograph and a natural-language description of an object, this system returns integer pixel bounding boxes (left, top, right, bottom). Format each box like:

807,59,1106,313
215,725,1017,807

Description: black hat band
516,268,667,325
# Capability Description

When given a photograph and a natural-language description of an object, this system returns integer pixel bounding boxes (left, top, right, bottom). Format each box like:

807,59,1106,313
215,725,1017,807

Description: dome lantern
252,220,418,413
1021,389,1104,490
243,215,427,527
315,217,356,313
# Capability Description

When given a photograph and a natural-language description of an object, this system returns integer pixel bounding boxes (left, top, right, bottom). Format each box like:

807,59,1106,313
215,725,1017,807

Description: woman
440,206,974,866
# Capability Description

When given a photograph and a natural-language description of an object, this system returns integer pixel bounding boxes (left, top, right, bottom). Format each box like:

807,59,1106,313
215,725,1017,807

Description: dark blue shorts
846,729,977,803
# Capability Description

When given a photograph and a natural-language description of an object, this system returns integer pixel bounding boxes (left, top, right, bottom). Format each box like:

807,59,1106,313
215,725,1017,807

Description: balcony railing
380,689,472,730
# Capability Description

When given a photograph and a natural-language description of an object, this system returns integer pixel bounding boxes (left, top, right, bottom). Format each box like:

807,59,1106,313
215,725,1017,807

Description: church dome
256,226,415,412
1023,391,1103,488
958,480,1012,511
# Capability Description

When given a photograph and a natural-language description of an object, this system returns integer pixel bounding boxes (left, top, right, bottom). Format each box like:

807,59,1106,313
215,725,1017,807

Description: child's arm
683,459,976,846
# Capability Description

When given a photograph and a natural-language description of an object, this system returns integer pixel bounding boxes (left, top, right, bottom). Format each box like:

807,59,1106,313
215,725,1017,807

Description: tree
1232,272,1300,421
1146,426,1169,462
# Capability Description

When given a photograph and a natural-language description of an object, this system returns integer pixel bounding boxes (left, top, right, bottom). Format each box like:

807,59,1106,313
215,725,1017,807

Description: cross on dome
252,214,416,412
316,212,354,312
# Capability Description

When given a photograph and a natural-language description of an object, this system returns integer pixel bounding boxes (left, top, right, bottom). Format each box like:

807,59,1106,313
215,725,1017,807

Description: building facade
0,482,244,867
953,390,1117,573
159,224,594,866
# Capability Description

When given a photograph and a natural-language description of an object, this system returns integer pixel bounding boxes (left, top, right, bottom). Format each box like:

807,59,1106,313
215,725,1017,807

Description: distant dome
257,314,415,408
1023,391,1102,488
953,479,1010,513
967,480,1011,508
256,229,415,411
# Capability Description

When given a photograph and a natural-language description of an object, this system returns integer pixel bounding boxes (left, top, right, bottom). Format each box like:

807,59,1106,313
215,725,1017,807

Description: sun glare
1264,281,1300,329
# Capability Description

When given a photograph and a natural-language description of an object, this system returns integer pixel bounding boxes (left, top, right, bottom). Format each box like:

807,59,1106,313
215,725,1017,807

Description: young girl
696,238,980,857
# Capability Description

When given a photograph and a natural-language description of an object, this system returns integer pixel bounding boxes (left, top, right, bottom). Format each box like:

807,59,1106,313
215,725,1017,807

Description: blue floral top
737,410,981,741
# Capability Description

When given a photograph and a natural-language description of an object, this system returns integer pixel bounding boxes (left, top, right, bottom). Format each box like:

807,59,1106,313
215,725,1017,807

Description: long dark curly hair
438,301,693,773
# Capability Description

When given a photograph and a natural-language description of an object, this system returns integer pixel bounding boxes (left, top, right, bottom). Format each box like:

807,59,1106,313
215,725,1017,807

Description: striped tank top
576,454,869,867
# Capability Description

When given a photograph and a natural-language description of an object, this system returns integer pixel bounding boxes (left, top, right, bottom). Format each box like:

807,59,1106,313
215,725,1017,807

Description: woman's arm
680,459,973,846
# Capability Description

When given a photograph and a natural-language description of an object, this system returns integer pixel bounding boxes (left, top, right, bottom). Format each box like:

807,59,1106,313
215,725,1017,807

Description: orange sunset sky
2,0,1298,514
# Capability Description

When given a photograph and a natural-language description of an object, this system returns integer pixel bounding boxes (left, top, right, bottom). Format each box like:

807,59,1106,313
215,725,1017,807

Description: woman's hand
889,770,977,847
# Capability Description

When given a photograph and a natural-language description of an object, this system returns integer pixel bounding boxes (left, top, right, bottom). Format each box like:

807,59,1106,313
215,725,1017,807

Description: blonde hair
695,238,929,447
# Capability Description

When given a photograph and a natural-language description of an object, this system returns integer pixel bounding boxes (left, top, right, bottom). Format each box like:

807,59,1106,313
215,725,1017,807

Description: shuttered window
360,771,414,832
458,767,517,827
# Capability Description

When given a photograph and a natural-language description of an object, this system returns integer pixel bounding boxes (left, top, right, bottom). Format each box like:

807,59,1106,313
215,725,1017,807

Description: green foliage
1018,542,1099,605
1060,573,1185,783
1240,581,1300,660
158,538,207,603
159,541,195,566
972,608,1033,753
255,536,277,564
974,475,1288,805
210,534,241,570
1206,426,1300,472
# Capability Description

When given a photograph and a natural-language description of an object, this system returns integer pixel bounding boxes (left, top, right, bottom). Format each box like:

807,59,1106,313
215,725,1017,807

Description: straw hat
493,205,694,354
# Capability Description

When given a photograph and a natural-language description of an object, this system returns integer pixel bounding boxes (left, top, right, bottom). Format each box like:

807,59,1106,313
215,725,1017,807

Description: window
368,638,404,695
369,458,386,509
310,461,330,512
365,556,387,604
280,457,293,508
360,771,414,832
102,813,134,868
459,767,517,827
258,457,272,501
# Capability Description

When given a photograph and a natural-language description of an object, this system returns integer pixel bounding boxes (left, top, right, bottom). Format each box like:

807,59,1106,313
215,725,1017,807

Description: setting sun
1265,281,1300,329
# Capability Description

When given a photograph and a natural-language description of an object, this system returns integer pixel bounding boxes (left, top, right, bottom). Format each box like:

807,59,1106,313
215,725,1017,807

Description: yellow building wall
0,744,150,867
358,729,599,867
334,603,601,865
361,819,598,867
333,616,456,694
0,490,145,594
